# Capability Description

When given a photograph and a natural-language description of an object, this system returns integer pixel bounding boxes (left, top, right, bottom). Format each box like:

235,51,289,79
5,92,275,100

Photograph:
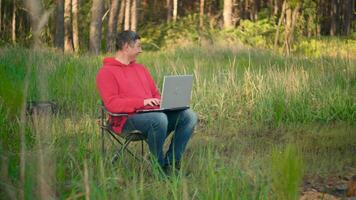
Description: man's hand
144,98,161,106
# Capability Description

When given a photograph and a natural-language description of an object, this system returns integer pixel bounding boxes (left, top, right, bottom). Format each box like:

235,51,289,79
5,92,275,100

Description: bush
140,14,215,50
220,19,277,48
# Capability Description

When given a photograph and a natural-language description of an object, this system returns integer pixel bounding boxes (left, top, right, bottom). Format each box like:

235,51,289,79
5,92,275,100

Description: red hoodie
96,57,161,133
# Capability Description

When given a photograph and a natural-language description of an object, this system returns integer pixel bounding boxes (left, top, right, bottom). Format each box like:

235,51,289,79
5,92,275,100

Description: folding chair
99,105,147,164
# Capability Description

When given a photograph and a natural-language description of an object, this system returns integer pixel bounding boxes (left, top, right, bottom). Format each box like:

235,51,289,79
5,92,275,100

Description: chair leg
101,109,105,155
141,140,144,158
101,128,105,155
112,139,132,164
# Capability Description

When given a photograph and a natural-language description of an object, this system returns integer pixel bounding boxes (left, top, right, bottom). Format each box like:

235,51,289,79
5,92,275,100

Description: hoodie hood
103,57,136,67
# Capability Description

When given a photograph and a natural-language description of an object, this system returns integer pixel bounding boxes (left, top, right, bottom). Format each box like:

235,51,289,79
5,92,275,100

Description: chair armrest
101,106,129,117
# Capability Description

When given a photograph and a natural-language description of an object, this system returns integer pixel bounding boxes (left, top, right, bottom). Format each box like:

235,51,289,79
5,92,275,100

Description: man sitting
96,30,198,175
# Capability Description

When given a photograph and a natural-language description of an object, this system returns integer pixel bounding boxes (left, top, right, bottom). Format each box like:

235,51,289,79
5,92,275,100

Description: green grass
271,144,304,200
0,44,355,199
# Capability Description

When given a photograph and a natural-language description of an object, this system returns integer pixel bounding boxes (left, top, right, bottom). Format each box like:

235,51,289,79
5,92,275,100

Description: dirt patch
300,190,341,200
301,167,356,200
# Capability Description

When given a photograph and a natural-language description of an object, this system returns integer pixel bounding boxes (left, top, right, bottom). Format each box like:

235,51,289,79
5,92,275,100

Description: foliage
295,37,356,57
140,14,215,50
222,19,277,48
163,14,212,48
141,17,279,50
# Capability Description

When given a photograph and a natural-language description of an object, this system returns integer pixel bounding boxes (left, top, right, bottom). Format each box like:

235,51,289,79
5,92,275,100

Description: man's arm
96,69,144,113
142,67,161,99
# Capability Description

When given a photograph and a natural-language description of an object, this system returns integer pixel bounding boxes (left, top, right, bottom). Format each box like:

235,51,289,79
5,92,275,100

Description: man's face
126,40,142,60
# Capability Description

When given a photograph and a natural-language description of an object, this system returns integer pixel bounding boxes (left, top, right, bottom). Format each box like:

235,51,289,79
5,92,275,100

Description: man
96,31,198,174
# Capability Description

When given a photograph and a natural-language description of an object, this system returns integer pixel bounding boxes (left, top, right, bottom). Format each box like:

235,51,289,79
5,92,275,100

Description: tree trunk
130,0,137,31
274,0,286,50
124,0,130,30
330,0,337,36
167,0,172,22
64,0,73,52
316,0,322,36
251,0,259,21
343,0,352,35
89,0,104,54
0,0,2,34
173,0,178,21
200,0,204,27
284,4,291,55
72,0,79,52
273,0,278,15
307,15,313,37
12,0,16,44
107,0,120,52
288,3,300,48
223,0,233,28
117,0,125,32
283,2,300,55
54,0,64,49
233,0,240,26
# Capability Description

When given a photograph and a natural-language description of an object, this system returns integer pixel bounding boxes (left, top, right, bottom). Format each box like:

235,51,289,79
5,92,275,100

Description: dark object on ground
347,175,356,197
26,101,58,116
163,162,181,177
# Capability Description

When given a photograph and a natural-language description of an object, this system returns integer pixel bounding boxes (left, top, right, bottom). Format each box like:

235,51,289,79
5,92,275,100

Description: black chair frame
100,106,147,164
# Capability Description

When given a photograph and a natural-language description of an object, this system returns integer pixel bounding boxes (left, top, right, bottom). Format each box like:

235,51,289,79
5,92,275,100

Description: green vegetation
271,144,304,200
0,43,355,199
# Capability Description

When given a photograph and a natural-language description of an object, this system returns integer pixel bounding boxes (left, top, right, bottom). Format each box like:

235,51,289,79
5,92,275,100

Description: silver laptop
136,75,193,113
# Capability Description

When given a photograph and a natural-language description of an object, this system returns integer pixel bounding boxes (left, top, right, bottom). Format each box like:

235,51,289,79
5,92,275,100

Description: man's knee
181,109,198,126
148,112,168,129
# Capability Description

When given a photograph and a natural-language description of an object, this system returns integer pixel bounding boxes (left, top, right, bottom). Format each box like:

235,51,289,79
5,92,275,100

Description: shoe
163,162,181,177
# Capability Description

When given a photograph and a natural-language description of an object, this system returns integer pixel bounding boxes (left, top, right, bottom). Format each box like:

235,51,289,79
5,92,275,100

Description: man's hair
115,31,140,50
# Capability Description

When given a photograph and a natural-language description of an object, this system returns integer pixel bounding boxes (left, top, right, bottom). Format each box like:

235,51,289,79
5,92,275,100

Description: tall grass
271,144,304,200
0,46,355,199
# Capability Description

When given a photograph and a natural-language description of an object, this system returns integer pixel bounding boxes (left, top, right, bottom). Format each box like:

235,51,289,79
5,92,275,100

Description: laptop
136,75,193,113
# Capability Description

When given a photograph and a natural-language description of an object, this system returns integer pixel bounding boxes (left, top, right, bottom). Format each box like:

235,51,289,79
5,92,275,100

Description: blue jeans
122,109,198,167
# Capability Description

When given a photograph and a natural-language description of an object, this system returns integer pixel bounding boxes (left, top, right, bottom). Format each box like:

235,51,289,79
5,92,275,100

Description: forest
0,0,355,54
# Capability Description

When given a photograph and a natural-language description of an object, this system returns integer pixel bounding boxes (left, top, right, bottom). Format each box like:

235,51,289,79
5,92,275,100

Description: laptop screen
160,75,193,109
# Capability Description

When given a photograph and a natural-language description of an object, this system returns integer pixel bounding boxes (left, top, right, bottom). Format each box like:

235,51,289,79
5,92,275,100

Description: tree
223,0,233,28
124,0,130,30
173,0,178,21
283,1,301,55
167,0,172,22
316,0,322,36
54,0,64,50
250,0,260,21
0,0,2,34
107,0,120,52
117,0,125,32
330,0,338,36
64,0,73,52
72,0,79,52
274,0,286,50
343,0,353,35
131,0,137,31
11,0,16,44
200,0,204,27
89,0,104,54
273,0,279,15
